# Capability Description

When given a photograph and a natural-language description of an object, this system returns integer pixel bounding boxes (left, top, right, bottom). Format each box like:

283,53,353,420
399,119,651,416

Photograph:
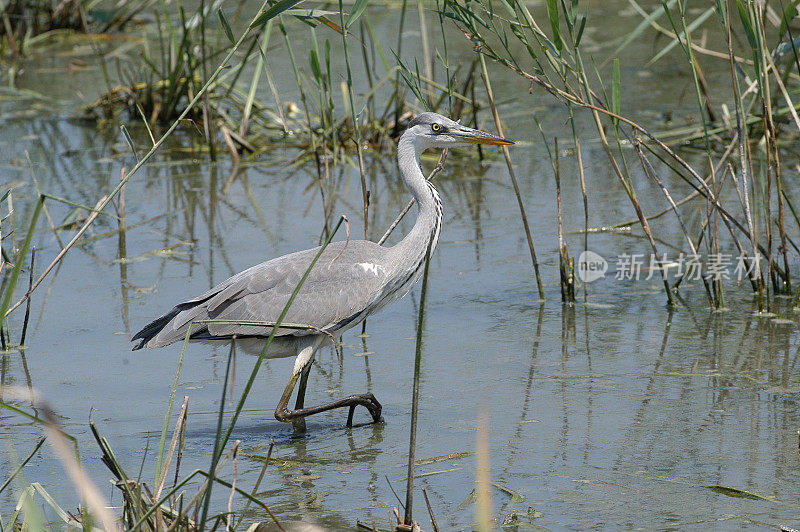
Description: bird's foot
275,393,382,427
346,393,382,427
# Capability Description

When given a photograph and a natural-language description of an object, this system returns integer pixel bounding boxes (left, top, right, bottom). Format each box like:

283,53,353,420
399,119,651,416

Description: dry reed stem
633,139,713,302
220,123,241,163
155,396,189,500
167,441,244,531
554,138,574,303
574,133,588,302
227,441,240,531
476,409,493,532
479,55,544,300
724,164,761,292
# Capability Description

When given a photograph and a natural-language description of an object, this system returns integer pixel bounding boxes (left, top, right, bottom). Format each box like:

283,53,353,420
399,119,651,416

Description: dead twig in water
553,138,574,303
385,474,405,510
422,488,440,532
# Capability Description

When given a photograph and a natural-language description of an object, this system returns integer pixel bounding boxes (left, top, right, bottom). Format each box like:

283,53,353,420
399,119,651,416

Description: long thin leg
294,362,312,410
291,363,312,432
275,348,381,427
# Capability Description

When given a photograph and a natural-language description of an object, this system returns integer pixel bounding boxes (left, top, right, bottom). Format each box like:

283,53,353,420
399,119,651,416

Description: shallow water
2,1,800,530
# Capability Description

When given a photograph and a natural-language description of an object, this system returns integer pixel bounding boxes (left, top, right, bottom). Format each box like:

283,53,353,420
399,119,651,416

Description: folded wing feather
132,241,392,349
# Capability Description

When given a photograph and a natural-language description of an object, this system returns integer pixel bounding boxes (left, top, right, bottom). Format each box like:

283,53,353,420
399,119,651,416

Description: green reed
442,0,800,310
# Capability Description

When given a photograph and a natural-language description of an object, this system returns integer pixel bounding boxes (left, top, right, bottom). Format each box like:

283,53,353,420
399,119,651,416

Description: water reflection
3,97,800,530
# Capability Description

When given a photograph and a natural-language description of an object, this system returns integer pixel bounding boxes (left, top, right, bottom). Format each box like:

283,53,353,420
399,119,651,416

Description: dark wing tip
130,329,147,350
129,306,185,351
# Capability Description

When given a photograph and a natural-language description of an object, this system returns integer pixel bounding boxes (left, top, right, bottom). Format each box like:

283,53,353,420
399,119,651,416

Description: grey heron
131,112,513,427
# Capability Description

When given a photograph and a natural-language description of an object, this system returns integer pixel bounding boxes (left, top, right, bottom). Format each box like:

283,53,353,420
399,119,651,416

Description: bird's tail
130,307,183,350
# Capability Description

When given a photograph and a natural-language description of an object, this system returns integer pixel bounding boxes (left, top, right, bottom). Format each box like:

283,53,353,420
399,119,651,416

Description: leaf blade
345,0,369,30
218,8,234,44
250,0,306,29
546,0,563,52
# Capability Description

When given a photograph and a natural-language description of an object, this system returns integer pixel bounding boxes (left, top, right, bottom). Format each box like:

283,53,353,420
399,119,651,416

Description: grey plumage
131,112,513,426
133,241,403,349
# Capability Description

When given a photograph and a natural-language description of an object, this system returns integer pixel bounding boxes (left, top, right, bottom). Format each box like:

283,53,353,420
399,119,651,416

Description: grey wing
132,241,392,349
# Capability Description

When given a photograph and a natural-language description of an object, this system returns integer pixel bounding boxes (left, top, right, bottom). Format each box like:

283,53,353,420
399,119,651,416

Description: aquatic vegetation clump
0,0,149,56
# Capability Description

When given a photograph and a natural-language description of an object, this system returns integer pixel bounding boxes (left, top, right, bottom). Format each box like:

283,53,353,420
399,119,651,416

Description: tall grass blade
779,0,800,37
736,0,757,50
395,54,429,110
198,341,237,529
403,240,433,526
0,197,42,324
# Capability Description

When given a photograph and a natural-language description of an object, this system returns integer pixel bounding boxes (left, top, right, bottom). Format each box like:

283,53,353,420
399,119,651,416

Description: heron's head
404,112,514,149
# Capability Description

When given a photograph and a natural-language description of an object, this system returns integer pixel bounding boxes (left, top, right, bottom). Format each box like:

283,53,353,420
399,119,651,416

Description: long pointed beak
451,126,515,145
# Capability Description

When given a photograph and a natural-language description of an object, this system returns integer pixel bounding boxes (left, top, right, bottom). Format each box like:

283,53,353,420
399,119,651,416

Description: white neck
388,131,442,270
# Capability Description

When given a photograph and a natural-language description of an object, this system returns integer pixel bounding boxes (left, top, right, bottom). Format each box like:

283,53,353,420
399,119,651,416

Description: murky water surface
2,2,800,530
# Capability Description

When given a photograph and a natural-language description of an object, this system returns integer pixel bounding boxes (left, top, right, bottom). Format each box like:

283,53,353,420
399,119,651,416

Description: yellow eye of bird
432,123,441,132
